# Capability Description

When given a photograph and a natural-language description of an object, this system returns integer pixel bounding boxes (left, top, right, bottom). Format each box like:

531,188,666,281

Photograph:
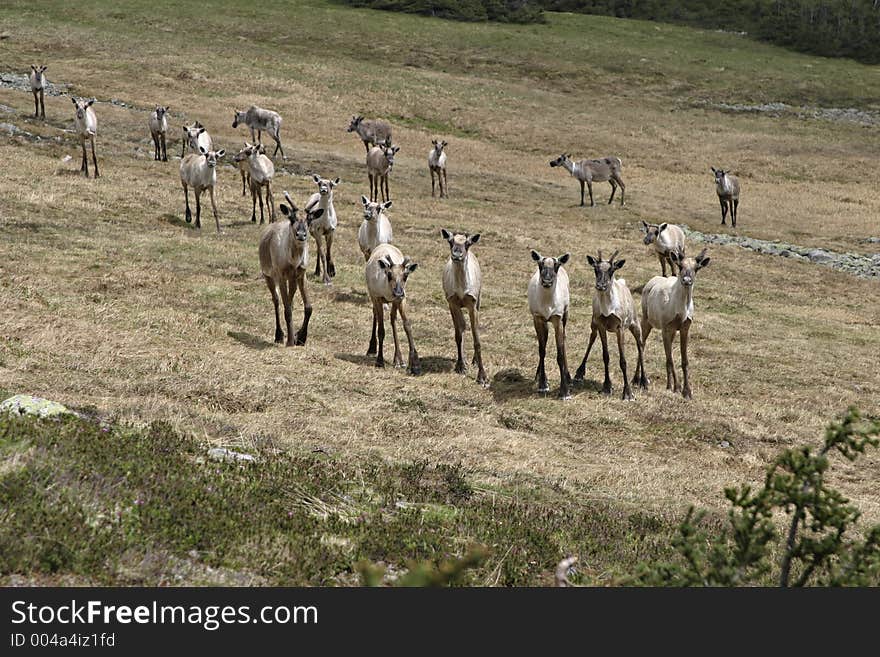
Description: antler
608,249,620,263
282,191,298,211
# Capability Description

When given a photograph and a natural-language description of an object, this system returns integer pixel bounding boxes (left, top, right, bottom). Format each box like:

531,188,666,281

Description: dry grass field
1,0,879,577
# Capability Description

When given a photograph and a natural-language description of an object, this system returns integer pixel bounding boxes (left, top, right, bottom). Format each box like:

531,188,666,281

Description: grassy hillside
1,1,879,583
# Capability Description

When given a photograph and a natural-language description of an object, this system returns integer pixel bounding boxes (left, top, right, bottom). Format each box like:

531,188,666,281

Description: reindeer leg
266,276,284,343
194,189,202,230
39,89,45,119
574,325,598,383
266,185,275,223
608,180,617,205
279,276,293,346
90,134,99,178
720,198,727,225
431,168,436,198
398,299,420,375
443,169,448,198
552,316,571,400
294,269,311,346
617,327,634,400
534,316,549,393
152,134,159,161
313,232,323,278
367,310,378,355
161,133,167,161
373,299,385,368
659,253,667,277
33,91,39,118
662,327,677,392
390,302,403,368
617,175,625,205
250,181,258,223
587,180,595,207
183,183,192,223
450,302,465,374
680,320,692,399
630,322,648,389
579,179,585,207
732,199,738,228
208,186,220,233
81,140,88,176
466,300,487,386
326,231,336,278
599,327,611,395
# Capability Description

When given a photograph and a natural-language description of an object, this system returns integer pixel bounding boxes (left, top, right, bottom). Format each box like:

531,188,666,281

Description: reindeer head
361,196,391,222
71,96,95,120
669,248,710,287
31,64,47,77
234,141,266,162
711,167,728,184
155,105,169,120
531,250,570,288
232,109,247,129
198,145,225,168
381,142,400,168
586,249,625,292
378,254,418,300
642,221,669,245
347,115,364,132
441,229,479,262
280,192,325,242
312,174,340,197
431,139,447,156
549,153,570,168
183,123,206,144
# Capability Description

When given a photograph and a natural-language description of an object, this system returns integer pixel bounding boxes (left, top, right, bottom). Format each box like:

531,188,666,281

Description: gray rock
807,249,834,263
0,395,73,418
207,447,256,463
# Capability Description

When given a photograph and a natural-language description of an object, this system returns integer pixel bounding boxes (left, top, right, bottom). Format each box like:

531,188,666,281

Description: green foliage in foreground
0,413,676,586
630,408,880,586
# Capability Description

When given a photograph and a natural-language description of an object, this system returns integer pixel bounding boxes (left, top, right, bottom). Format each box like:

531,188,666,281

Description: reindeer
549,153,625,207
259,192,325,346
440,229,487,386
305,174,340,285
358,196,393,260
29,65,47,119
71,97,98,178
365,244,421,375
181,121,211,159
347,115,392,152
179,145,225,233
642,221,686,277
575,250,647,400
367,141,398,202
149,105,170,162
233,106,285,159
711,167,740,228
641,247,711,399
234,142,275,224
428,139,448,198
528,250,572,399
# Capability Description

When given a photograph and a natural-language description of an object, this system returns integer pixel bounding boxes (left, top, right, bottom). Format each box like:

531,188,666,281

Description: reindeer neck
672,277,695,320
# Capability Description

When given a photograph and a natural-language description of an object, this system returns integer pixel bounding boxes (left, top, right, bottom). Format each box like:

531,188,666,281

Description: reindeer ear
468,233,480,245
613,259,626,271
87,98,96,107
199,145,207,155
31,65,37,71
392,146,400,153
406,262,418,274
659,223,668,233
586,255,597,267
71,97,78,106
280,204,292,218
557,253,571,265
308,208,325,222
531,250,542,262
378,258,391,270
216,149,225,158
332,178,340,186
382,201,393,210
312,174,320,183
696,256,711,269
442,140,447,146
361,195,369,206
440,228,452,241
432,139,437,146
641,220,648,229
711,167,717,174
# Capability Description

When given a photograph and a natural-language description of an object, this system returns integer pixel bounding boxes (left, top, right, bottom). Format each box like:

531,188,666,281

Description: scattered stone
207,447,256,463
0,395,73,419
718,440,731,449
807,249,834,263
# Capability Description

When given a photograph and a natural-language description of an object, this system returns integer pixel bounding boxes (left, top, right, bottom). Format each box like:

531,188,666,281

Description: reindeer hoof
602,385,612,396
537,384,550,393
327,263,336,277
454,362,466,375
476,372,489,387
682,389,693,400
573,366,585,382
623,390,635,401
409,364,422,376
375,358,385,368
559,391,572,401
185,212,192,223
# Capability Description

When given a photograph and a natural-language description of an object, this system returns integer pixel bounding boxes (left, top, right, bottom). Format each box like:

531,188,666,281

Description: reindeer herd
22,64,746,402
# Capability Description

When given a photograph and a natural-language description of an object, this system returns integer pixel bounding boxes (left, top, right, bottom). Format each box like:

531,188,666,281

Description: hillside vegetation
0,1,879,584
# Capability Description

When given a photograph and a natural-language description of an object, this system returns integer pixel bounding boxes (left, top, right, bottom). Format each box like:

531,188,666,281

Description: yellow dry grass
1,2,879,527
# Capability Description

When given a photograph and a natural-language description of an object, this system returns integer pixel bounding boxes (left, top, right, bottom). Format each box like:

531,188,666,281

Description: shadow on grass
418,356,455,374
228,331,275,350
333,290,369,304
157,213,195,229
490,367,536,402
335,352,375,367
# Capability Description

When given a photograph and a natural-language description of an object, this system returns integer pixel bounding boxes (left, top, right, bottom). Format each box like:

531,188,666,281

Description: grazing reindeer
358,196,393,260
642,221,685,277
440,229,487,386
71,97,98,178
575,250,647,400
179,145,226,233
29,65,47,119
149,105,170,162
428,139,448,198
711,167,740,228
232,106,285,159
234,142,275,224
365,243,421,375
347,115,392,153
305,174,340,285
528,250,572,399
259,192,325,346
181,121,212,159
367,141,398,202
641,247,711,399
549,153,625,207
